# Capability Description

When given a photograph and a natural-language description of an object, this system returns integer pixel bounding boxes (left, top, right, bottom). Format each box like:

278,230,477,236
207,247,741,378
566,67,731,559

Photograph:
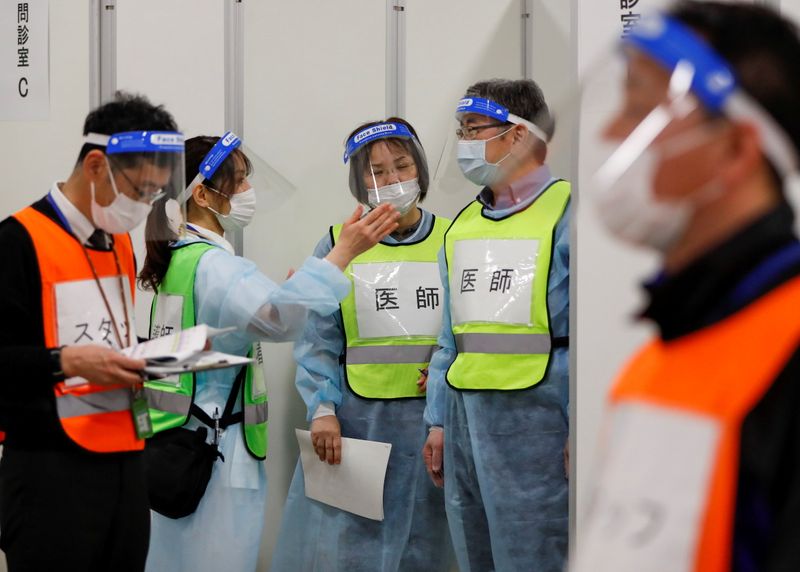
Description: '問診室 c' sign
1,1,48,121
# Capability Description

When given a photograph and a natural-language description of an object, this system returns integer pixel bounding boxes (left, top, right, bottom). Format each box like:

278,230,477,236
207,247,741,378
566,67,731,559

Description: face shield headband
176,131,242,204
83,130,185,155
343,122,418,164
455,96,550,144
604,12,798,185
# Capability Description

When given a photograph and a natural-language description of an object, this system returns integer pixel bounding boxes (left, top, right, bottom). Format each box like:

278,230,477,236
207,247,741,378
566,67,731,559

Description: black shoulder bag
144,366,245,519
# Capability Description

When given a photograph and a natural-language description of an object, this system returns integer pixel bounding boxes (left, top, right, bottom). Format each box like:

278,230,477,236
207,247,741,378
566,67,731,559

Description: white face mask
208,187,257,234
456,127,513,187
367,178,421,216
593,149,691,251
593,132,724,252
90,159,153,234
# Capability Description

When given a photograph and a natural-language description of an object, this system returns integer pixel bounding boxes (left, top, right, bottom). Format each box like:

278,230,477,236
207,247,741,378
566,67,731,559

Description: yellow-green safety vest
444,179,570,391
143,242,269,459
332,214,451,399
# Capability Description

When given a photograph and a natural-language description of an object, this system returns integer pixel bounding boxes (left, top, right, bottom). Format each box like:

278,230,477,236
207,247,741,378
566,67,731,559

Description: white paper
125,324,234,363
143,351,251,376
571,403,721,572
0,0,49,121
450,238,539,327
296,429,392,521
123,324,243,380
352,261,443,339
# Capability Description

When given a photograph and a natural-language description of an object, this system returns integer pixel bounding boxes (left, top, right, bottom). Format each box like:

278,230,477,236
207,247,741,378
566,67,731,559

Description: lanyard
48,190,131,348
79,243,131,349
726,241,800,308
46,191,74,236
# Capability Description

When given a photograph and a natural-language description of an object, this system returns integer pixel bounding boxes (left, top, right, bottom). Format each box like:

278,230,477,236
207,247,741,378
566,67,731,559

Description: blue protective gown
145,224,349,572
271,208,453,572
424,166,571,572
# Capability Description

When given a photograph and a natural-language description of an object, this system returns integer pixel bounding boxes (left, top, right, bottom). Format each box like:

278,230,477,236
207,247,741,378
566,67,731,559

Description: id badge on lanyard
78,243,153,439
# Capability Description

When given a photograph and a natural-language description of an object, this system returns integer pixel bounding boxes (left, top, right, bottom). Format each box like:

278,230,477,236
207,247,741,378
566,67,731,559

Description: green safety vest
444,180,570,391
332,214,451,399
143,242,269,460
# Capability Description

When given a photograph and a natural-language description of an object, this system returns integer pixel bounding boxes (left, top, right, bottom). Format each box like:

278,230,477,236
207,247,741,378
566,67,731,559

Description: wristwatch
49,346,65,380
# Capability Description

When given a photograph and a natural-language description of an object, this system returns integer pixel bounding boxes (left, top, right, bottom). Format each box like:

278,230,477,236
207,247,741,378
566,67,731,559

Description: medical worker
422,80,571,572
572,3,800,571
139,134,399,572
271,118,452,572
0,93,182,571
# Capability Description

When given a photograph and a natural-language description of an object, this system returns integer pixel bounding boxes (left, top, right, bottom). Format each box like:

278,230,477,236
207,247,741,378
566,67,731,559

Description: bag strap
189,365,246,431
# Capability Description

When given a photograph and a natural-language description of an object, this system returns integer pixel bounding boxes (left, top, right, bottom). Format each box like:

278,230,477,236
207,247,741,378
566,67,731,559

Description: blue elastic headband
104,131,184,154
455,96,550,143
343,122,415,164
455,97,512,122
623,13,737,112
197,131,242,180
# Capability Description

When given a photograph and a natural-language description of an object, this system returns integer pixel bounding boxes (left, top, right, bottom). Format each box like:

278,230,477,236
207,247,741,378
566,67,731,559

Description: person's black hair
76,91,179,169
464,78,553,161
670,1,800,187
138,135,252,292
346,117,429,204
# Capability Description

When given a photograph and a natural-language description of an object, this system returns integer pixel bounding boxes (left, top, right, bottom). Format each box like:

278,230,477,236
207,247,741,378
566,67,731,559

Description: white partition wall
0,1,90,217
405,0,522,219
241,2,386,566
116,0,226,338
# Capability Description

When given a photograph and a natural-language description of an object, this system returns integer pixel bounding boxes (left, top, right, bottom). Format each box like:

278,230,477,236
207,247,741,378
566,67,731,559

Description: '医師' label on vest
352,261,443,339
450,238,539,327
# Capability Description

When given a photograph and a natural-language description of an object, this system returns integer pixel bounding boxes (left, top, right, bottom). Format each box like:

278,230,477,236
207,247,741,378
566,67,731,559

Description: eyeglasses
455,122,509,140
108,157,166,204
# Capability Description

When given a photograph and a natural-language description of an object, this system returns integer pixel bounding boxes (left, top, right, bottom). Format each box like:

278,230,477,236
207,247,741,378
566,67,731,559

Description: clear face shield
176,131,295,236
84,130,186,241
343,122,429,216
432,96,553,200
581,12,799,251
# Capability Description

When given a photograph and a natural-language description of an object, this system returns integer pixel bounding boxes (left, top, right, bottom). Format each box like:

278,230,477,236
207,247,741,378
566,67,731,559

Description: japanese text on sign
620,0,641,38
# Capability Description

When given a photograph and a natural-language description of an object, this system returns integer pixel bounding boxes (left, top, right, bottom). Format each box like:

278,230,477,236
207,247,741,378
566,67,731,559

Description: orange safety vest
575,276,800,572
13,206,144,453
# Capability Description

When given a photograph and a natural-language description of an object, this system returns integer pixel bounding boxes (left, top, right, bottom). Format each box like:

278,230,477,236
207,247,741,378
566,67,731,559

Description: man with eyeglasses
0,92,183,571
422,79,571,572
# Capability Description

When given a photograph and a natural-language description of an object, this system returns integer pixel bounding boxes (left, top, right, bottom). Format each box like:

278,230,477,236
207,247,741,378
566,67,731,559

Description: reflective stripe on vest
13,205,143,453
444,180,570,391
56,387,133,418
333,214,451,399
454,333,551,354
572,276,800,572
346,344,437,365
144,386,193,416
244,401,269,425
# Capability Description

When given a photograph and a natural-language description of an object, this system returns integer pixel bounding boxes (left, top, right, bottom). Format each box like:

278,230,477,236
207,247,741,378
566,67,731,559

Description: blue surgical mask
456,127,513,187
